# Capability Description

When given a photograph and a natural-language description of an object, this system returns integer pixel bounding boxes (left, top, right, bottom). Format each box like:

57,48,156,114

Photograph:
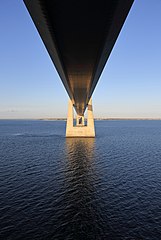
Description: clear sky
0,0,161,119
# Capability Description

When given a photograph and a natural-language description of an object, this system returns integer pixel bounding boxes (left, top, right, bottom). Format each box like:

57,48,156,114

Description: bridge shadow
53,138,105,239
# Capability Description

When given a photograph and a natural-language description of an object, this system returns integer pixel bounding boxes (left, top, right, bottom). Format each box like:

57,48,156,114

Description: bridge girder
24,0,134,115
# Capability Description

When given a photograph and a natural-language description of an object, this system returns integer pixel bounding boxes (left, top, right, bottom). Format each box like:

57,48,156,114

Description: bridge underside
23,0,133,116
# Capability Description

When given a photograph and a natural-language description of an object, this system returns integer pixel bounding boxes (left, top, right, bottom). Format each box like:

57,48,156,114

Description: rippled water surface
1,120,161,240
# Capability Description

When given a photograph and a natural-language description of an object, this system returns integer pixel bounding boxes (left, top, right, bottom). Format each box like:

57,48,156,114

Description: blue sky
0,0,161,119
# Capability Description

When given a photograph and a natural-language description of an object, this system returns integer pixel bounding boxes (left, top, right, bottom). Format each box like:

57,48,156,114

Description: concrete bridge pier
76,115,85,126
66,98,95,137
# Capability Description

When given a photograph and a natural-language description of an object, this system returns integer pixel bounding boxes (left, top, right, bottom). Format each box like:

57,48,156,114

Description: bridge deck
24,0,134,115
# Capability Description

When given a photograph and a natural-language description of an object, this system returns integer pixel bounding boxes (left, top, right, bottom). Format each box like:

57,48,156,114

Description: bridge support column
76,115,85,126
66,98,95,137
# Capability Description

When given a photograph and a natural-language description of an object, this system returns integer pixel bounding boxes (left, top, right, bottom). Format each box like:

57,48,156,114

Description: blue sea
0,120,161,240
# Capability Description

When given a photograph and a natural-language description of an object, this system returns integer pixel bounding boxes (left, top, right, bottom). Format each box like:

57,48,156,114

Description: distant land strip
0,118,161,121
39,118,161,121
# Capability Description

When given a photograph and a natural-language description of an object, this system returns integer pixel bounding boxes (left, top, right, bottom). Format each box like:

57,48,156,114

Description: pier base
66,98,95,137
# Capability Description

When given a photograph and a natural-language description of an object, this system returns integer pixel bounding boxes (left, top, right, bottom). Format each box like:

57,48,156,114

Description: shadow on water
52,138,106,240
2,121,161,239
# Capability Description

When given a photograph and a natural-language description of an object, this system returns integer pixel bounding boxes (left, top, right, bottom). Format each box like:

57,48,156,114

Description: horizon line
0,117,161,121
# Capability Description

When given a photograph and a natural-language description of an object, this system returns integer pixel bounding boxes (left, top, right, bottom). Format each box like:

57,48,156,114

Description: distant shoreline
1,118,161,121
39,118,161,121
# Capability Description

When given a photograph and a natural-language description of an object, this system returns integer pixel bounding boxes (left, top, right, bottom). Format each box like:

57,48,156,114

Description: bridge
23,0,134,137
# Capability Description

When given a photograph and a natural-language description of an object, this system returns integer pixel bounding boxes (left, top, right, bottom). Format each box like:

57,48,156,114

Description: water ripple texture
0,120,161,239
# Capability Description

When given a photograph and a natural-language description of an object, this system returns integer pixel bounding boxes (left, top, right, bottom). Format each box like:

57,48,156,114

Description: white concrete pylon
66,98,95,137
66,99,73,132
87,98,95,137
76,115,85,126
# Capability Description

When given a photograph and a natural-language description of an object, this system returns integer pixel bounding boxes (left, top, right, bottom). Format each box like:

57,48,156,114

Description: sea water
0,120,161,240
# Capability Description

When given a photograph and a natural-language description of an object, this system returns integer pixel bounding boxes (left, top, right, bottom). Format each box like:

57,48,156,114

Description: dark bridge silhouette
24,0,134,137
